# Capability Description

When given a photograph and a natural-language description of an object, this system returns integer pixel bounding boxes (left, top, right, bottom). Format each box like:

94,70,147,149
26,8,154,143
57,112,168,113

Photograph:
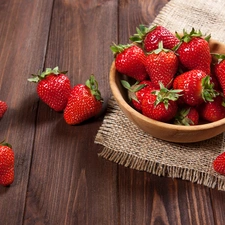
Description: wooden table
0,0,224,224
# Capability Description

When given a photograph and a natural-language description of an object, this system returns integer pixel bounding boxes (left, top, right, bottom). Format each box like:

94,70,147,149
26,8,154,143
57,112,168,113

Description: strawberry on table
141,83,182,122
199,95,225,122
173,70,218,106
121,80,156,112
145,41,178,88
0,141,14,186
28,66,72,112
0,100,7,119
110,43,148,81
130,24,179,52
213,152,225,176
175,28,211,75
64,75,103,125
174,107,199,125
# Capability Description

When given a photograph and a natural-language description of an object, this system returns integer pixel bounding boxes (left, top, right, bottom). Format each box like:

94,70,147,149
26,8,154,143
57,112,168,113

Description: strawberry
0,100,7,119
28,66,72,111
199,95,225,122
213,54,225,96
130,24,179,52
141,83,182,122
110,43,148,81
145,41,178,88
174,107,199,125
213,152,225,176
121,80,156,112
0,141,14,186
64,75,103,125
173,70,218,106
175,28,211,75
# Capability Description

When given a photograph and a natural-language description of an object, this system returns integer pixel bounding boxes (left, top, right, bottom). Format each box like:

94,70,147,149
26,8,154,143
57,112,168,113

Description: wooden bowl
109,39,225,143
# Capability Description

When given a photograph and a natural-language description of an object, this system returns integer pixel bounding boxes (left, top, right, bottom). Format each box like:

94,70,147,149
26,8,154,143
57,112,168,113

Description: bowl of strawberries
109,25,225,143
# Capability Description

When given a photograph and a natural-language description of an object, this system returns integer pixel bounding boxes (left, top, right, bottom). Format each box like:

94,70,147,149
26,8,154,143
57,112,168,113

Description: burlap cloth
95,0,225,191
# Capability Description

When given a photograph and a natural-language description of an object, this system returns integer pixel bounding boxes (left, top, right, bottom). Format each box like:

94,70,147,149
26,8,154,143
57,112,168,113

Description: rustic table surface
0,0,225,224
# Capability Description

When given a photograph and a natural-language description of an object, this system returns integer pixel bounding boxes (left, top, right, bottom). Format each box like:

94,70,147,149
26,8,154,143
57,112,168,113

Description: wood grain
0,0,225,224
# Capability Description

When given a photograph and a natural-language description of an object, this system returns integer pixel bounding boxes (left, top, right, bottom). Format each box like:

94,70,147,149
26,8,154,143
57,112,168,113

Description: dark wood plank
0,0,54,224
210,188,225,225
24,0,119,224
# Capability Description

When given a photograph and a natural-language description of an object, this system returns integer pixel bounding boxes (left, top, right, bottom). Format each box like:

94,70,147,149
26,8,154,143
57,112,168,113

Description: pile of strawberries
111,24,225,175
28,67,103,125
111,25,225,125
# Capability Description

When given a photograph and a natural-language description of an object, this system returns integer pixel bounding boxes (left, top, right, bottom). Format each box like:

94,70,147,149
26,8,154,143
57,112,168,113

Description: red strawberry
64,75,103,125
145,41,178,88
110,43,148,81
173,70,218,106
213,54,225,95
174,107,199,125
0,141,14,186
130,24,179,52
199,95,225,122
0,100,7,119
141,83,182,122
28,66,72,111
213,152,225,176
121,80,156,112
175,28,211,75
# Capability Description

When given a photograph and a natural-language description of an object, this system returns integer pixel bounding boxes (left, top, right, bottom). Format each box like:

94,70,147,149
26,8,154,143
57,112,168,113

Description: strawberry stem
0,140,12,148
85,75,103,102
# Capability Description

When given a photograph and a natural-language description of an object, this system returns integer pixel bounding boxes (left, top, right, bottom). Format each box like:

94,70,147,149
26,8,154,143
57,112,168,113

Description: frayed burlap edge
96,147,225,191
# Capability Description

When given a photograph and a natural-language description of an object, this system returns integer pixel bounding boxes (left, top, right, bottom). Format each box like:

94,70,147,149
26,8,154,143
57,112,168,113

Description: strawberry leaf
28,66,67,83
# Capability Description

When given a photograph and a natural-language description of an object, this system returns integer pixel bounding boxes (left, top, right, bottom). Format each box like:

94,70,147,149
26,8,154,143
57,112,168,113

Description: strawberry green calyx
110,43,133,56
212,53,225,63
150,41,170,54
28,66,67,83
121,80,146,102
175,28,211,43
152,83,182,110
174,108,194,126
202,76,219,102
0,140,12,148
85,75,103,102
129,24,157,43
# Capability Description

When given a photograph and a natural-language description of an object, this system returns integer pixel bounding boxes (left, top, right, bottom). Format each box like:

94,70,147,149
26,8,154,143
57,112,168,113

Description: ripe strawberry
213,152,225,176
64,75,103,125
28,66,72,111
0,141,14,186
174,107,199,125
141,83,182,122
0,100,7,119
130,24,179,52
199,95,225,122
213,54,225,95
173,70,218,106
175,28,211,75
121,80,156,112
145,41,178,88
110,43,148,81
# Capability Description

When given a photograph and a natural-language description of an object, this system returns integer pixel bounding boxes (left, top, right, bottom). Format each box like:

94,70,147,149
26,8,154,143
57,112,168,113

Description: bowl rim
109,60,225,132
